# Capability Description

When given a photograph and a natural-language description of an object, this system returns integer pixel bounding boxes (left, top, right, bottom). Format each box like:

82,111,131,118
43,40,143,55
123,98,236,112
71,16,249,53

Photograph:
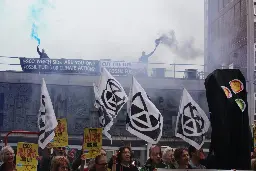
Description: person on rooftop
37,45,49,59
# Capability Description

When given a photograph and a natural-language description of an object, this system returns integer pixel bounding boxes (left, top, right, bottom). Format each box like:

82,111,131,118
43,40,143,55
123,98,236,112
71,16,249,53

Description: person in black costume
204,69,252,170
37,45,49,59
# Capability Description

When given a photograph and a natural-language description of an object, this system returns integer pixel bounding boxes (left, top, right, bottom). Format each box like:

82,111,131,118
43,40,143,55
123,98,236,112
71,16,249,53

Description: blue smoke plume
29,0,54,45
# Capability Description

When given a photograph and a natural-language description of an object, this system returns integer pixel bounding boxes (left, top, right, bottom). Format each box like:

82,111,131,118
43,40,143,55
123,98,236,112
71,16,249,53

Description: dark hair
174,148,187,163
188,145,196,158
117,146,133,164
108,146,133,169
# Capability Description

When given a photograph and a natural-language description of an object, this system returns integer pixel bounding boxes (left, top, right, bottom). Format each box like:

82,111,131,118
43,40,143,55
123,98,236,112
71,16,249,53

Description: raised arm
37,46,42,56
146,46,157,57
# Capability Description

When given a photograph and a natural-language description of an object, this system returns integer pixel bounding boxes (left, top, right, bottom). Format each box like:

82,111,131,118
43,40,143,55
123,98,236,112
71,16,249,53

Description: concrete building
205,0,255,124
0,71,209,164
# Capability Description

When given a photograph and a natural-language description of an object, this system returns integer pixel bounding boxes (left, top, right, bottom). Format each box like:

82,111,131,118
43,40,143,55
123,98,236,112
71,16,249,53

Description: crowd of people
1,143,249,171
1,143,256,171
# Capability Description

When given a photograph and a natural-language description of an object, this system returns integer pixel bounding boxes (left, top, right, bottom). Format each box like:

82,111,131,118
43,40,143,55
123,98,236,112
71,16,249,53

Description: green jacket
140,159,167,171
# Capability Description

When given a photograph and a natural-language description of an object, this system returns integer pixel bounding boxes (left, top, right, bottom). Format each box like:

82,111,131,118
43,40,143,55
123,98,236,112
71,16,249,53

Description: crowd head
162,146,175,164
92,154,108,171
149,145,162,164
116,146,132,164
188,145,203,160
174,148,189,166
50,156,70,171
53,147,66,156
0,146,15,164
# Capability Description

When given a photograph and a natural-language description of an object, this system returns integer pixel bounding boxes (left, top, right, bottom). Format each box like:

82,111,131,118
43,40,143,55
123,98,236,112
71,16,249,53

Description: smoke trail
29,0,55,45
156,30,203,59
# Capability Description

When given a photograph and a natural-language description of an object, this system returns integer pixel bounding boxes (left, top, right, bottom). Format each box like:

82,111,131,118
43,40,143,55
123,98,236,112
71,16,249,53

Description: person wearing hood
37,45,49,59
140,145,167,171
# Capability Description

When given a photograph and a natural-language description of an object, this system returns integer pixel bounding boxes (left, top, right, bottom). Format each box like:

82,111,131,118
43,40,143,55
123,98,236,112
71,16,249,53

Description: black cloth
204,69,252,169
0,163,6,171
0,163,15,171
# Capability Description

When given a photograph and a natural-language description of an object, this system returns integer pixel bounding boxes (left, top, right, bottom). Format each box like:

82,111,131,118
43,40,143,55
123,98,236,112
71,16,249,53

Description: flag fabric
175,88,210,150
205,69,252,169
93,83,114,141
126,77,163,144
97,68,128,118
38,78,58,149
95,68,128,141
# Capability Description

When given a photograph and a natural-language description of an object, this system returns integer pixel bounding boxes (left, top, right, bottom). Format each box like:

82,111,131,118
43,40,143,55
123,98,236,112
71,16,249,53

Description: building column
139,149,146,165
247,0,255,134
146,143,152,159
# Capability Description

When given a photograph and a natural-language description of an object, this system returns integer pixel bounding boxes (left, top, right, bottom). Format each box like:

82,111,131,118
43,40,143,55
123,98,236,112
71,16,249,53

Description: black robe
204,69,252,169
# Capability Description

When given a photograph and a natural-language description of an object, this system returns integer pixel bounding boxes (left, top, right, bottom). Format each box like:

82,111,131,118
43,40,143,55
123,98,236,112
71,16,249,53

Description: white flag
95,68,128,141
175,88,210,150
126,77,163,144
38,78,58,149
93,83,114,141
97,68,128,118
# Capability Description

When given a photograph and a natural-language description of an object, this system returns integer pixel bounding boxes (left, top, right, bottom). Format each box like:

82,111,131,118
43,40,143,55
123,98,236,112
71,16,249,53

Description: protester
38,147,52,171
140,145,167,171
73,148,106,171
173,148,191,169
162,147,175,169
89,155,108,171
188,145,206,169
50,156,71,171
53,147,67,156
252,159,256,171
108,146,138,171
39,146,67,171
0,146,15,171
82,159,96,171
252,148,256,159
37,45,49,59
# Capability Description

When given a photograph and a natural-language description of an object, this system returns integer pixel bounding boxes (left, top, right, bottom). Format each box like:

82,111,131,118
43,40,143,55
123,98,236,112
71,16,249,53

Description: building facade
205,0,255,123
0,71,209,164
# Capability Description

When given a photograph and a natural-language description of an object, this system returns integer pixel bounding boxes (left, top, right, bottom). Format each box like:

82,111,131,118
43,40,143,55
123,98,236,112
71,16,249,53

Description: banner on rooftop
100,60,148,76
19,58,100,75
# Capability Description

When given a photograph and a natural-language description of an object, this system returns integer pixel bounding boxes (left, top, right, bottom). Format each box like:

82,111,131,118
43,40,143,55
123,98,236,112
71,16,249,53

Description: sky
0,0,204,73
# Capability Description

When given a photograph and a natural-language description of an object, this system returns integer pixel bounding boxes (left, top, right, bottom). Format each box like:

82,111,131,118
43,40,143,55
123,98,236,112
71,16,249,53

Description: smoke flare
156,30,203,59
29,0,55,45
